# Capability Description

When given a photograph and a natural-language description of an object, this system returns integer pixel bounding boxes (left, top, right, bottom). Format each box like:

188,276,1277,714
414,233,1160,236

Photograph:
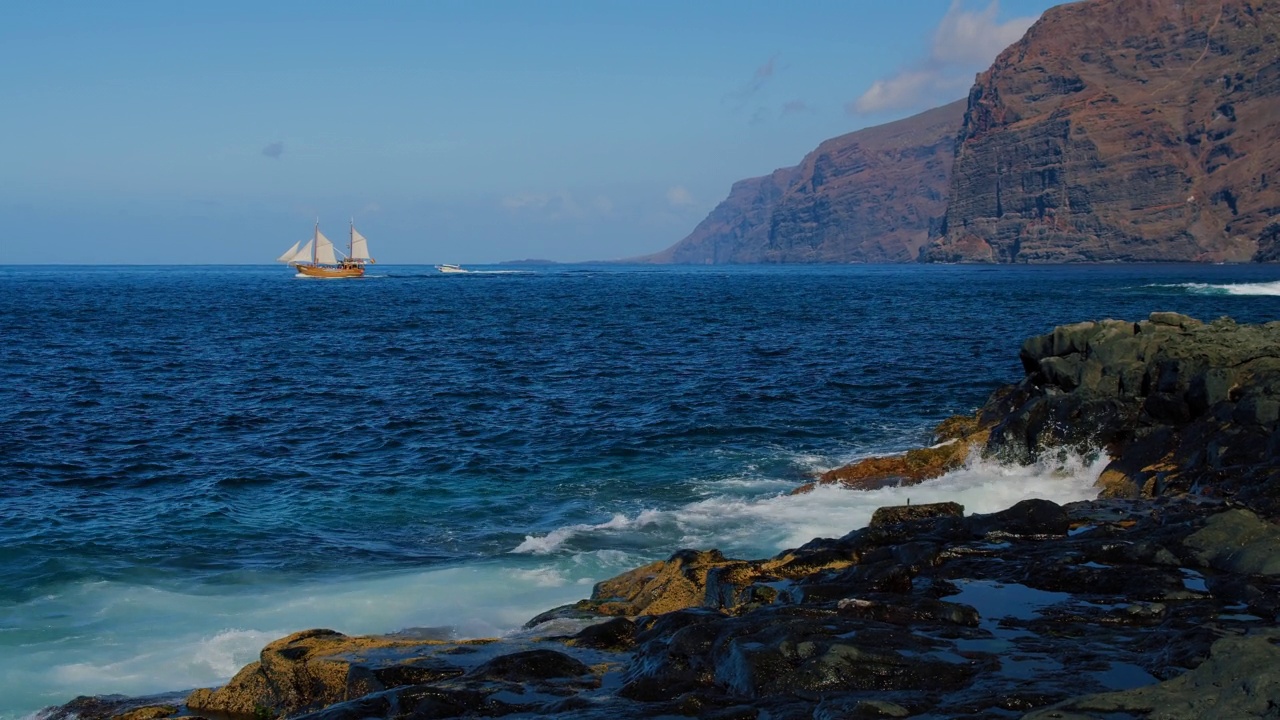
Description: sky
0,0,1063,264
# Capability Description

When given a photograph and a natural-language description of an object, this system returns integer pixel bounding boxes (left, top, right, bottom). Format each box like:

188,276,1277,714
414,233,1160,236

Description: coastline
42,312,1280,719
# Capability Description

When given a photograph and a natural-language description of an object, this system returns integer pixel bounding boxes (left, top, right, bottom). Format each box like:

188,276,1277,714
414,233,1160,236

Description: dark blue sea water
3,263,1280,716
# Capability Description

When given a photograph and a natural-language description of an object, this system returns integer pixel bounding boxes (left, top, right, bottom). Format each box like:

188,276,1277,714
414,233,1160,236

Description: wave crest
508,450,1108,560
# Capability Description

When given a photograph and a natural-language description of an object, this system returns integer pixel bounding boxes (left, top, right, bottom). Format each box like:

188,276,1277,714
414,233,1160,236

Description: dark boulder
869,502,964,527
966,499,1070,538
467,649,591,682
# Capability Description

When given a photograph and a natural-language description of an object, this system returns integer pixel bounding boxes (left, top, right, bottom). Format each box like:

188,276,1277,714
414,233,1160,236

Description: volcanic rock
1025,629,1280,719
922,0,1280,263
185,629,455,718
987,313,1280,516
640,100,965,264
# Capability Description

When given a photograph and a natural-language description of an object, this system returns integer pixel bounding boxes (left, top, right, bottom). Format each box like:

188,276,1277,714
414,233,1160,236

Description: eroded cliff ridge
922,0,1280,263
657,0,1280,265
643,100,965,264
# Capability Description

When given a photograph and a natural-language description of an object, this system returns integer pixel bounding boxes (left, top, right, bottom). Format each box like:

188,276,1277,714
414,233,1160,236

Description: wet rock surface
990,313,1280,518
817,313,1280,519
48,496,1280,720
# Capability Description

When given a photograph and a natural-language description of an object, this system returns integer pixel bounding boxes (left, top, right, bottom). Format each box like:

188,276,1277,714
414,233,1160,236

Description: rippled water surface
2,263,1279,716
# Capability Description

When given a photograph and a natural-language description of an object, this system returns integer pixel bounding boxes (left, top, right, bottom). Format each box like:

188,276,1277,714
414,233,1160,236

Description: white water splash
512,450,1106,559
0,558,627,719
512,513,641,554
2,452,1105,719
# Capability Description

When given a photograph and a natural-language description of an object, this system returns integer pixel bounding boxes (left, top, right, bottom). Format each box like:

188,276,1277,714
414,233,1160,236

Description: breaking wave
513,450,1107,560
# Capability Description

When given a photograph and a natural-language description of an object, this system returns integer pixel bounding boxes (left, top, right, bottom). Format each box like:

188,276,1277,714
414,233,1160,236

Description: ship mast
349,217,354,263
313,218,319,264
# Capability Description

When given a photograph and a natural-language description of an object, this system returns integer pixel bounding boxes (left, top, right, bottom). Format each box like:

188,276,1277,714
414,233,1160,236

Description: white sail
315,230,338,265
277,240,302,263
349,227,373,261
288,240,314,263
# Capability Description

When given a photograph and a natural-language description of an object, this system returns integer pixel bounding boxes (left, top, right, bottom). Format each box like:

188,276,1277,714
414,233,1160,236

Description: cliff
922,0,1280,263
642,100,965,264
654,0,1280,265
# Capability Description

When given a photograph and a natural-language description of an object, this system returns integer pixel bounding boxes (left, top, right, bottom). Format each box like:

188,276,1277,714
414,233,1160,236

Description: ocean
3,263,1279,717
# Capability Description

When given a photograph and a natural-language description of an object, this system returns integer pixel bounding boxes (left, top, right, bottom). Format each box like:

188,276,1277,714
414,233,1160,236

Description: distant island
639,0,1280,265
498,258,560,266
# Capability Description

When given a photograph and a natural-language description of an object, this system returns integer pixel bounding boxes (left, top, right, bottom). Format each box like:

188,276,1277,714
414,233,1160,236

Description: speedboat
436,264,467,273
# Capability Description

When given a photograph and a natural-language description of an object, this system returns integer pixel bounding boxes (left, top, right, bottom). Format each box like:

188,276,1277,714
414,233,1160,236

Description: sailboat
278,220,375,278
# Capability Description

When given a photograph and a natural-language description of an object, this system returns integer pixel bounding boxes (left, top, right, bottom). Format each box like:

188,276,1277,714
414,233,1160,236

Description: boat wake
1152,280,1280,296
436,269,531,275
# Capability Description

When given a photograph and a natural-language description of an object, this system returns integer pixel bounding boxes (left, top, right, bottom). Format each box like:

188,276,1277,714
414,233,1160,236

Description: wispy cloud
748,54,778,94
261,140,284,159
726,53,782,113
500,192,552,211
501,191,620,221
780,99,812,117
848,1,1037,116
666,186,695,208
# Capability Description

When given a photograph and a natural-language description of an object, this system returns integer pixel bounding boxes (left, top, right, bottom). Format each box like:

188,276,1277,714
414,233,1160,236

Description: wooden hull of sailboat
292,263,365,279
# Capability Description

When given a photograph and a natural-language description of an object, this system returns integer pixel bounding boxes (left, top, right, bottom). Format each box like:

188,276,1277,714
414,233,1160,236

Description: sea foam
1,450,1105,719
512,450,1106,560
0,559,622,719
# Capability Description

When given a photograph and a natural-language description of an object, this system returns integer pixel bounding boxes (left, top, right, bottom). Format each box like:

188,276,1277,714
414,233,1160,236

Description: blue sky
1,0,1061,264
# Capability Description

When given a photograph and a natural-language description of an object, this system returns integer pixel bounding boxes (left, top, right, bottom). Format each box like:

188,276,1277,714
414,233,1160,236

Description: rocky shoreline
46,314,1280,719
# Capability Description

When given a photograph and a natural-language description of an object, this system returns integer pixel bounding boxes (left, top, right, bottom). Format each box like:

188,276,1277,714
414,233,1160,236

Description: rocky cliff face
644,100,965,264
922,0,1280,263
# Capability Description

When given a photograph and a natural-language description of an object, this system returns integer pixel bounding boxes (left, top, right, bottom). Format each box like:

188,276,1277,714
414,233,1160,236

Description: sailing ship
277,220,375,278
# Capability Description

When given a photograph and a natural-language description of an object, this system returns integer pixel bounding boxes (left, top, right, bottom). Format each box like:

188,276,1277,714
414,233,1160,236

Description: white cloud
666,186,695,208
501,192,551,210
503,191,579,218
849,70,972,115
501,191,614,221
849,1,1038,116
932,0,1034,66
852,71,933,115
